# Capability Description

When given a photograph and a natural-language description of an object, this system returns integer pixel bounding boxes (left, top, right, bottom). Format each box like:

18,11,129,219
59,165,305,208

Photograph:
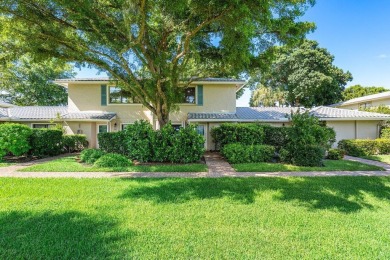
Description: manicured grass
233,160,383,172
363,155,390,164
19,156,207,172
1,177,390,258
0,162,12,167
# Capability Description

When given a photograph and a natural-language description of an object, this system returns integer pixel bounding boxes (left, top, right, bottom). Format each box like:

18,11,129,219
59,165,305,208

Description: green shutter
101,85,107,106
197,85,203,106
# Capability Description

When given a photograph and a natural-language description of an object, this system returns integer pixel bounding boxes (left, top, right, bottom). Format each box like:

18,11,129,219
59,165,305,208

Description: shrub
169,125,205,163
124,120,155,162
262,125,291,150
62,135,88,153
338,139,377,157
98,131,126,155
211,123,265,149
291,145,325,167
221,143,275,164
94,153,132,168
281,112,333,166
80,149,106,164
0,123,32,159
327,148,345,160
381,128,390,139
377,139,390,154
29,129,63,157
152,124,175,162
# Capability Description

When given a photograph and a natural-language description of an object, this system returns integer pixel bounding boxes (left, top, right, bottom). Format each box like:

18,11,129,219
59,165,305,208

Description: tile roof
0,106,116,121
331,91,390,107
55,77,246,83
188,106,390,121
187,112,238,120
0,108,8,118
310,106,390,119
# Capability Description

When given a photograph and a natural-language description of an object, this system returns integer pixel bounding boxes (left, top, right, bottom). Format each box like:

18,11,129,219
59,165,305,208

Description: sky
76,0,390,107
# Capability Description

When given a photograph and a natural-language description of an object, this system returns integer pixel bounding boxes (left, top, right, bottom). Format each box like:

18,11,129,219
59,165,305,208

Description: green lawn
363,155,390,164
1,177,390,258
0,162,12,167
234,160,383,172
19,156,207,172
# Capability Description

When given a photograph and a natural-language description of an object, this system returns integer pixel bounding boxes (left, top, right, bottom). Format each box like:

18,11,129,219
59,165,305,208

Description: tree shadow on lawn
118,177,390,213
0,211,134,259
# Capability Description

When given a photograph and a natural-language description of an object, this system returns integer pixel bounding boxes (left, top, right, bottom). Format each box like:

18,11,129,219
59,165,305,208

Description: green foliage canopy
0,0,315,126
342,85,387,101
255,40,352,107
0,55,74,106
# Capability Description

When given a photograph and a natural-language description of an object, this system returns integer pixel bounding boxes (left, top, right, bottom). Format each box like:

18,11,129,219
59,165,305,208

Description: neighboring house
331,91,390,110
1,78,390,149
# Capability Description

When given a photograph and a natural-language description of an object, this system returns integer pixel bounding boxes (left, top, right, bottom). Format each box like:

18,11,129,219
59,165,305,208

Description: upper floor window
183,87,196,104
109,86,140,104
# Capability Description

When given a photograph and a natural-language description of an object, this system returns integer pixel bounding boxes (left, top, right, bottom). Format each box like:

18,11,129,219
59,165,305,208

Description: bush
381,128,390,139
338,139,377,157
221,143,275,164
262,125,291,150
169,125,205,163
80,148,106,164
152,124,175,162
291,145,325,167
98,131,127,155
327,149,345,160
62,135,88,153
124,120,154,162
377,139,390,154
94,153,132,168
211,123,265,149
29,129,63,157
0,123,32,159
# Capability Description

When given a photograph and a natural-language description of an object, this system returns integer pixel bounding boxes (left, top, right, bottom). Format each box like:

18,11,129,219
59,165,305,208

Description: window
196,125,205,136
183,87,196,104
109,86,140,104
32,124,55,129
121,124,132,131
172,124,182,131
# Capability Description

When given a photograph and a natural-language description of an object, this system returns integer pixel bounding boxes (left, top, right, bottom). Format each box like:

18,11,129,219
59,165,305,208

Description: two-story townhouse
331,91,390,110
1,78,390,150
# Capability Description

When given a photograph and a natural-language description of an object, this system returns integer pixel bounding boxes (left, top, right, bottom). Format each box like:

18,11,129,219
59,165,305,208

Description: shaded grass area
19,156,207,172
1,177,390,258
234,160,383,172
362,155,390,164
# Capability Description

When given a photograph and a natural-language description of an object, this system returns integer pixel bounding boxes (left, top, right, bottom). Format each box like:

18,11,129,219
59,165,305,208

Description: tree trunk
157,111,169,128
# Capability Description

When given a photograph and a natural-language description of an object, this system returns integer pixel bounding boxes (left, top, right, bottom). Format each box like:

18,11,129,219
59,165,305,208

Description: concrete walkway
1,153,390,178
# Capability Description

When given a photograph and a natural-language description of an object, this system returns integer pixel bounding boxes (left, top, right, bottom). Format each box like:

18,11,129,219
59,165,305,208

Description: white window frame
107,86,141,105
120,123,132,131
96,123,109,148
180,86,197,105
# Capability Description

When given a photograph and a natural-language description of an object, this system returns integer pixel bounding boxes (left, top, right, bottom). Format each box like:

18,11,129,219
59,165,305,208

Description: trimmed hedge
62,134,88,153
94,153,132,168
211,123,265,149
98,131,126,155
29,129,63,157
381,128,390,139
327,148,345,160
262,125,290,150
169,125,205,163
338,139,390,156
221,143,275,164
124,120,155,162
291,145,325,167
0,123,32,158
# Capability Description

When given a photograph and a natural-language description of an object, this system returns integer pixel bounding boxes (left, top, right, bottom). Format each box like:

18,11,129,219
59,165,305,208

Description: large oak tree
0,0,315,126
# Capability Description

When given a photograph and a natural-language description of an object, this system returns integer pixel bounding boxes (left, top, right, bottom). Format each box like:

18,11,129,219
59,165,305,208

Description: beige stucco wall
326,120,381,147
67,83,237,128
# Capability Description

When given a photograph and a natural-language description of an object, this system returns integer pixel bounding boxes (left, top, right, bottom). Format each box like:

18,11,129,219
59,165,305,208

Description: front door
96,124,108,148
